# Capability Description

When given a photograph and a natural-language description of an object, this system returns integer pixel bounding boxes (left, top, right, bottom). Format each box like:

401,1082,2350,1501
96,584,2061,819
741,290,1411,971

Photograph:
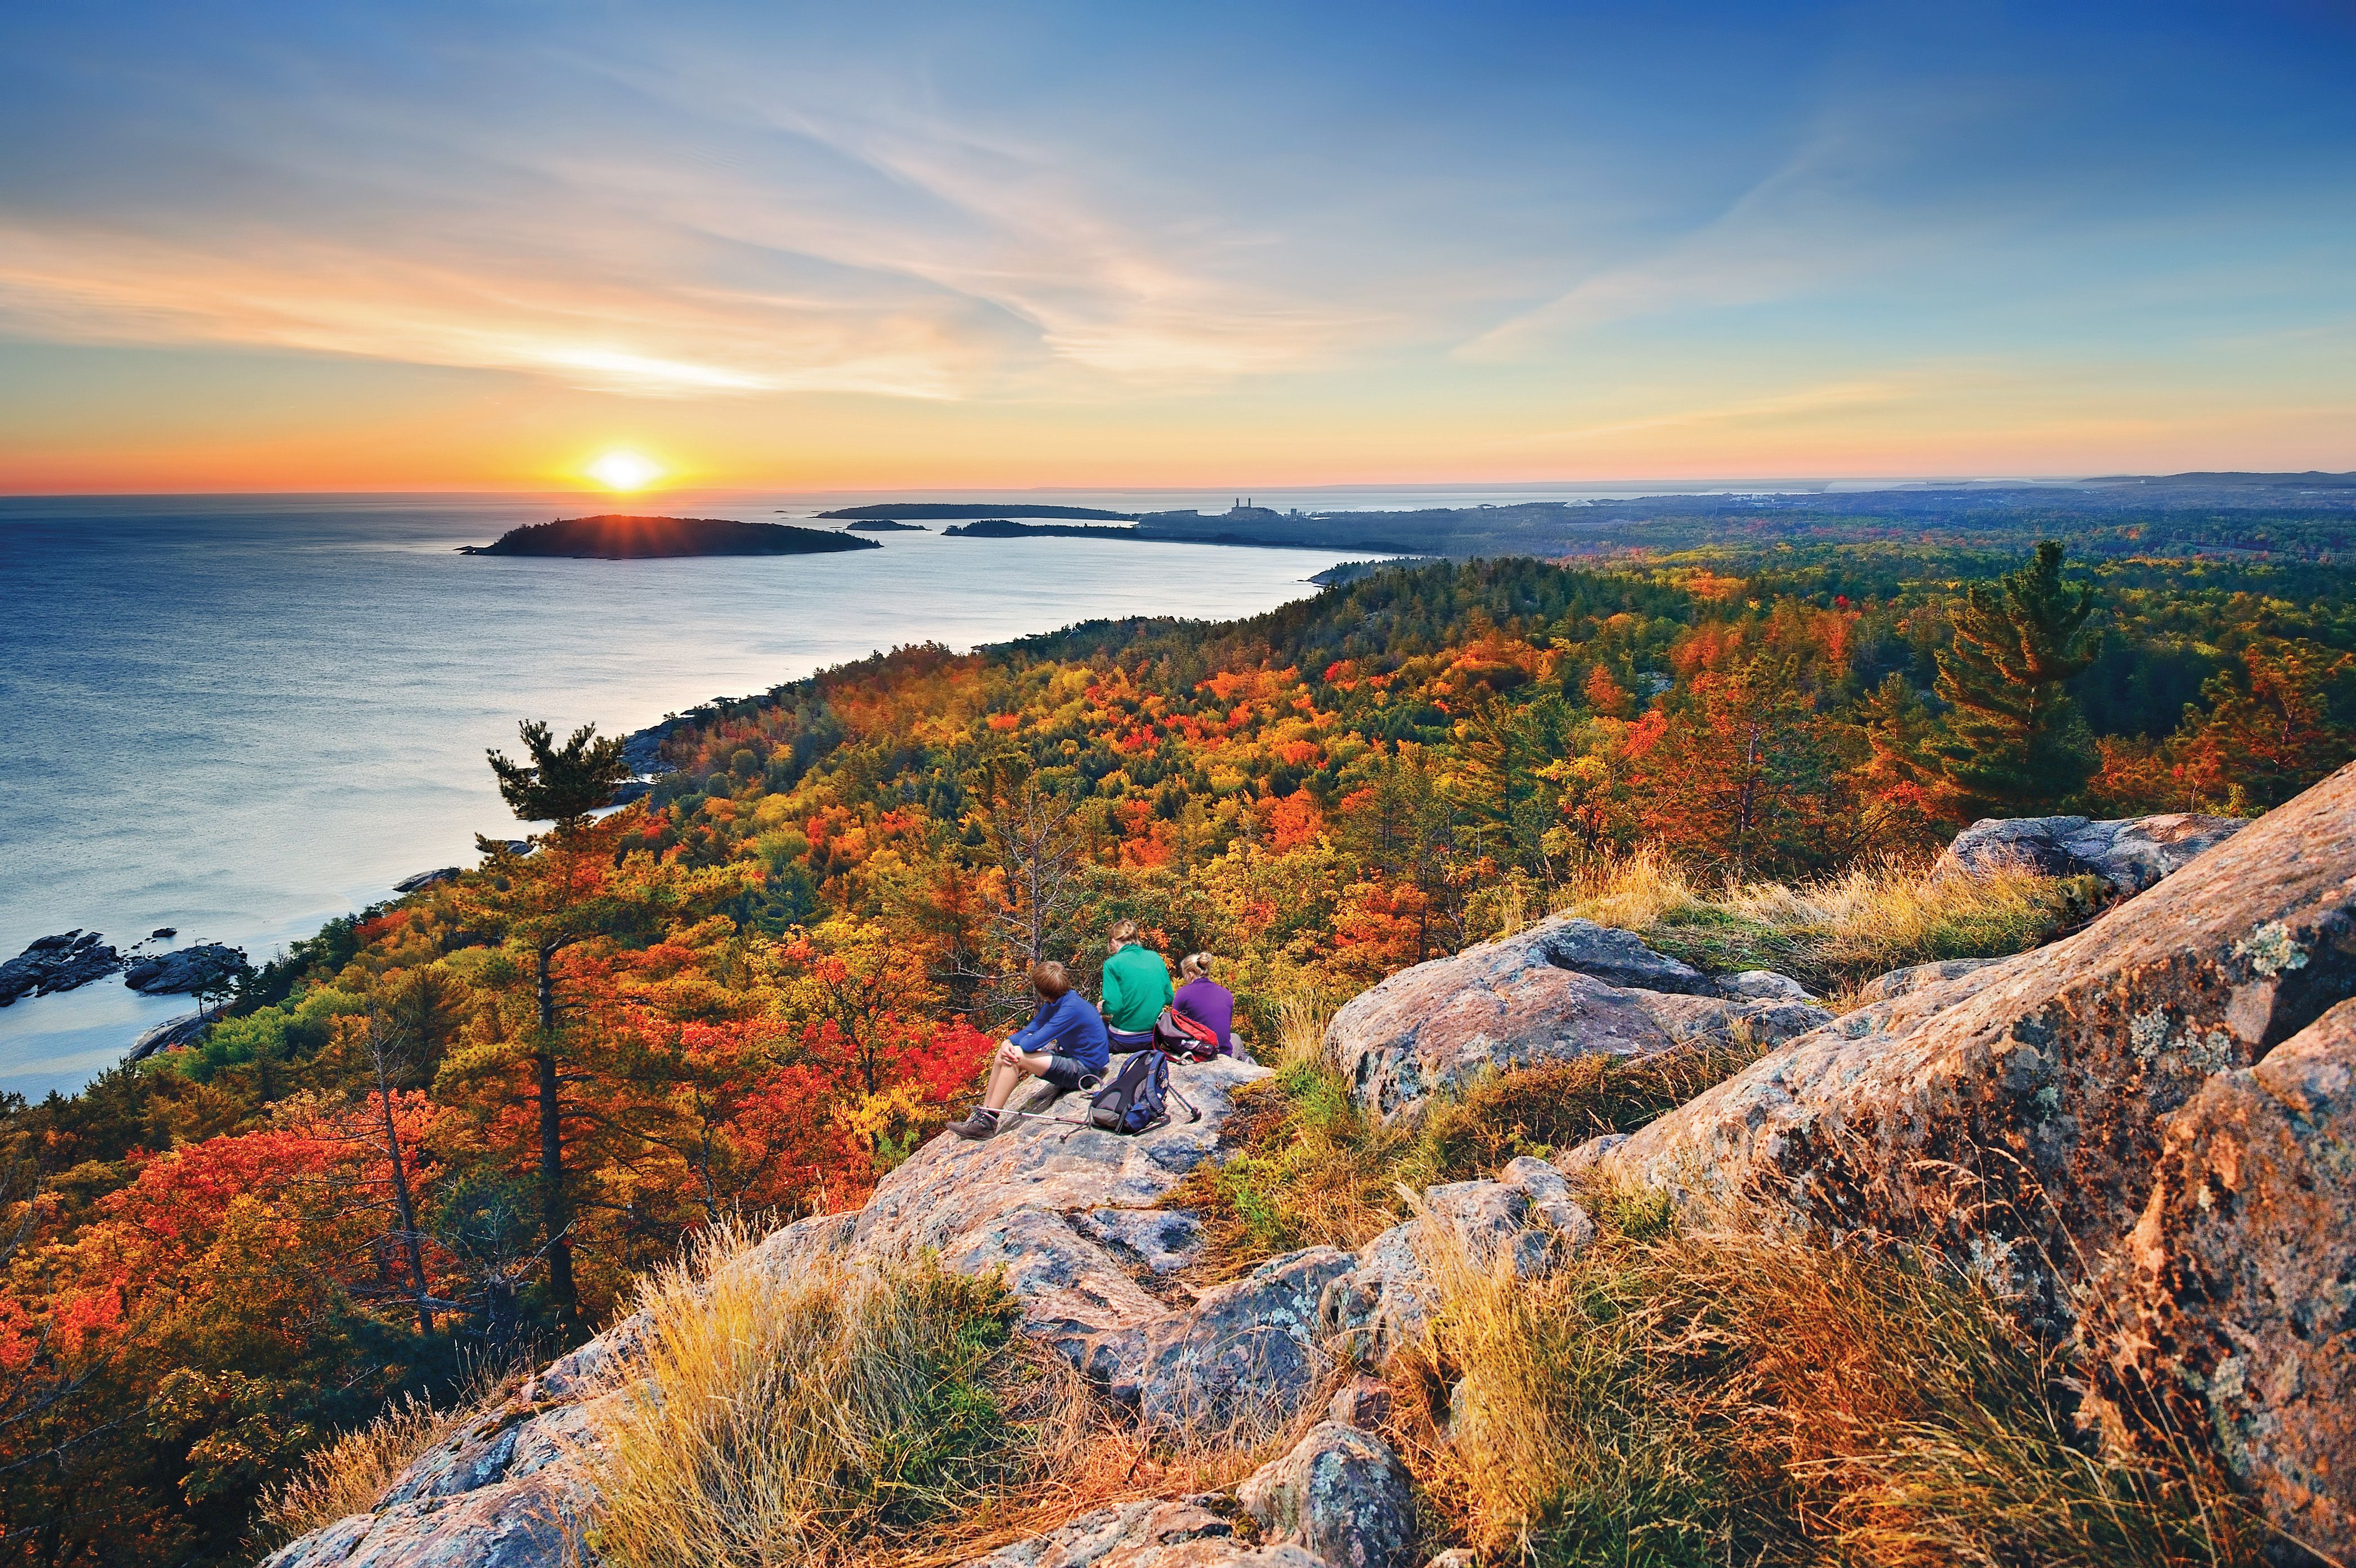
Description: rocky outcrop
959,1499,1319,1568
128,1012,209,1062
0,931,122,1004
1098,1247,1356,1437
1597,763,2356,1556
123,942,247,995
1320,1162,1592,1364
1939,811,2243,895
2095,998,2356,1555
1327,917,1829,1116
393,867,461,894
260,1397,603,1568
1238,1423,1417,1568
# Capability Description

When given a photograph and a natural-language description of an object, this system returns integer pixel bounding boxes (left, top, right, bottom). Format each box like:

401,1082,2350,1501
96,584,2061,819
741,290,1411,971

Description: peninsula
459,515,880,559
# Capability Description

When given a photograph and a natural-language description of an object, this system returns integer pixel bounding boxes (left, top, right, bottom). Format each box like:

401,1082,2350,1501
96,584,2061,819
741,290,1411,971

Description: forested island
460,514,879,559
818,502,1138,520
7,530,2356,1566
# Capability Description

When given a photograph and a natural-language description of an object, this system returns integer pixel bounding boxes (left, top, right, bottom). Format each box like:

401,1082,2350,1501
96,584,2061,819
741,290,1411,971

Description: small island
843,518,928,533
459,515,881,559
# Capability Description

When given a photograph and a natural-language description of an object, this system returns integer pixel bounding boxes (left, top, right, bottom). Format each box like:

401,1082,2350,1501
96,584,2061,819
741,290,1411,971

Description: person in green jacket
1098,919,1172,1052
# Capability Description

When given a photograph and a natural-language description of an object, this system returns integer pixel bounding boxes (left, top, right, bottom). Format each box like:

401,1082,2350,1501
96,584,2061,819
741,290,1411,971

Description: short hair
1180,952,1214,980
1031,960,1070,999
1109,919,1140,945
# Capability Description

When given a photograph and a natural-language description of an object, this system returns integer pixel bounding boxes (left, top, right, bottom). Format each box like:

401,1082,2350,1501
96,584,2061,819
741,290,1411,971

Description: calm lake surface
0,491,1397,1097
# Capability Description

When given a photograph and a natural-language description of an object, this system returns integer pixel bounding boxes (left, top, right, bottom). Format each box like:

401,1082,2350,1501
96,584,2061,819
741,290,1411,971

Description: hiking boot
946,1107,1000,1141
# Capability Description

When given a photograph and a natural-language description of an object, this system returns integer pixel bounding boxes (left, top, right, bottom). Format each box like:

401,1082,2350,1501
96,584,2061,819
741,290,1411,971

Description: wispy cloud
1455,93,1986,362
0,33,1380,400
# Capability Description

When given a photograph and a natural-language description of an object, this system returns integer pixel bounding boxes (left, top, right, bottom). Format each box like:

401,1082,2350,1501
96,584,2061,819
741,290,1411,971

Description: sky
1,1,2351,493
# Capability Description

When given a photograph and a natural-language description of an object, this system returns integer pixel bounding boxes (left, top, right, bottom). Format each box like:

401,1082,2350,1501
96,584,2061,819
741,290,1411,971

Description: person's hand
995,1039,1025,1067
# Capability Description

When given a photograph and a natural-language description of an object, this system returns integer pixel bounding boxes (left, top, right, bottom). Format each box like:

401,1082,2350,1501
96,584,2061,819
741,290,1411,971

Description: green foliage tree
1933,541,2100,815
487,720,631,840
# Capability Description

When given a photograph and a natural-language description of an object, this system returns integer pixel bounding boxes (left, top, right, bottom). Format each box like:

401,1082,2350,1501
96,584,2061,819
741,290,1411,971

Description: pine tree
1933,541,2099,815
486,720,631,841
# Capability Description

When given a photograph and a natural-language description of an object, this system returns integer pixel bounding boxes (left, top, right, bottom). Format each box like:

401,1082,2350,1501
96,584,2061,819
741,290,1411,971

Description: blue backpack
1088,1049,1197,1135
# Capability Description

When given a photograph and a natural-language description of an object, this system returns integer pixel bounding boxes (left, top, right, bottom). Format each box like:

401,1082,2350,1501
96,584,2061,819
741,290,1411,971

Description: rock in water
0,932,122,1004
122,942,247,995
1939,810,2243,895
1601,761,2356,1557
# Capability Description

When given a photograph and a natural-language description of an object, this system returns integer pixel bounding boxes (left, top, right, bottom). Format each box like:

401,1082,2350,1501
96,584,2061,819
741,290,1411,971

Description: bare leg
980,1049,1035,1111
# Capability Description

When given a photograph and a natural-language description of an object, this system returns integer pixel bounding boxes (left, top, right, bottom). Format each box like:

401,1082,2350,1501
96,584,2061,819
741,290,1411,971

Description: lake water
0,491,1398,1098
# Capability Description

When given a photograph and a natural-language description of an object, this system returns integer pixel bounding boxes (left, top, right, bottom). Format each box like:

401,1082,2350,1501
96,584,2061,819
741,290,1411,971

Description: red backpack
1152,1006,1224,1062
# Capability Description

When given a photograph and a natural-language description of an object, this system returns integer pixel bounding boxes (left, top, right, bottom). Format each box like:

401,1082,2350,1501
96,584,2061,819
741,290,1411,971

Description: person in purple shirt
1172,952,1240,1058
946,959,1110,1140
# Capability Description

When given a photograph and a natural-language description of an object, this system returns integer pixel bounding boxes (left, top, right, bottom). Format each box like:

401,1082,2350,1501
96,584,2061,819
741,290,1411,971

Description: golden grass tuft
585,1223,1271,1568
1394,1207,2265,1568
1552,848,2097,998
589,1224,1035,1568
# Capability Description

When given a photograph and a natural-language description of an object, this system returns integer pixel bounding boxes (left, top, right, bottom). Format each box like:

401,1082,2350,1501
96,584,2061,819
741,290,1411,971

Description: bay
0,491,1382,1097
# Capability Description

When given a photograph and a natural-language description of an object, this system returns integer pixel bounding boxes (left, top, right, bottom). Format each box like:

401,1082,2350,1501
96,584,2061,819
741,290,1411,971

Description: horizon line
9,469,2354,503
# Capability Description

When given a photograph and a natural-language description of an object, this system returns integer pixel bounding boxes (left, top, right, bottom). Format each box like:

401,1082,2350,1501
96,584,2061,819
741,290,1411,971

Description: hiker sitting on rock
1098,919,1173,1052
1171,951,1239,1057
947,960,1109,1141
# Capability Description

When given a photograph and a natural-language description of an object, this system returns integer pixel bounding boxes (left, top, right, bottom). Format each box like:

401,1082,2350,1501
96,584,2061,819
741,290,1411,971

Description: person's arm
1006,999,1056,1053
1100,956,1130,1021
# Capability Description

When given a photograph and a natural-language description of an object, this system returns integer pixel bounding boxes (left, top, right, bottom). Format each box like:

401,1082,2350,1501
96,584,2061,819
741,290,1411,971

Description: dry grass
589,1224,1036,1568
1393,1205,2266,1568
258,1360,522,1543
585,1224,1269,1568
1552,847,2098,998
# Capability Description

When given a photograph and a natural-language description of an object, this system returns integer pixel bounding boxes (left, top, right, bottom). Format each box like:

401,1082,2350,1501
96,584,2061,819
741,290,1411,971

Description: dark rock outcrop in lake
457,515,881,559
123,942,248,996
392,868,461,894
0,932,121,1005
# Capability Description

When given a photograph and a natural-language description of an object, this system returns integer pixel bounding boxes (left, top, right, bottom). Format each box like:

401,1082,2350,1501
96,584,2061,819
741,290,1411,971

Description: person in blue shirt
947,959,1110,1140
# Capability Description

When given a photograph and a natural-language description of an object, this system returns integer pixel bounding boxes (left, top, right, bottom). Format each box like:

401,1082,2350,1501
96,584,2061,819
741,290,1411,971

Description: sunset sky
2,2,2351,493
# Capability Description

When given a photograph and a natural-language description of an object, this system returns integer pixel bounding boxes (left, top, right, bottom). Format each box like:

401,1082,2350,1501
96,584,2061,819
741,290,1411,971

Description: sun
585,450,662,491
